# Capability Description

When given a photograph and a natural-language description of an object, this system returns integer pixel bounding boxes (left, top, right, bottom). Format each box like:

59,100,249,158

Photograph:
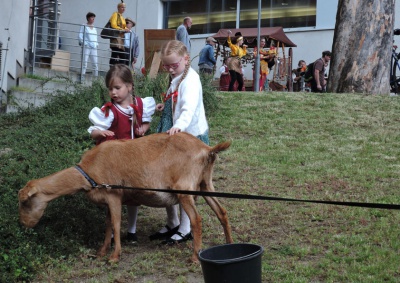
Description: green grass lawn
1,86,400,282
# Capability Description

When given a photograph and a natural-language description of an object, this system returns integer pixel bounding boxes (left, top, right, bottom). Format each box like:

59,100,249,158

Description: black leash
75,166,400,210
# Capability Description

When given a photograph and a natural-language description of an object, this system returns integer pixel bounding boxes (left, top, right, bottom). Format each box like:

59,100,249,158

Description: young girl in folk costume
227,30,247,91
219,57,230,91
87,64,156,243
149,40,209,245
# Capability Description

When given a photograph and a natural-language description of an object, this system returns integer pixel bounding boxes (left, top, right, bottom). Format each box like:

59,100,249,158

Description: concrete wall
0,0,30,98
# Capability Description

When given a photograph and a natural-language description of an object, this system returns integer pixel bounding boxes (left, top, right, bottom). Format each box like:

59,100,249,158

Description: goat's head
18,181,49,228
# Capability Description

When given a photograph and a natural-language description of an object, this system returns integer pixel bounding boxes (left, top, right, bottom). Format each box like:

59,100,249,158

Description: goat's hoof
108,256,120,264
96,250,107,258
189,255,200,264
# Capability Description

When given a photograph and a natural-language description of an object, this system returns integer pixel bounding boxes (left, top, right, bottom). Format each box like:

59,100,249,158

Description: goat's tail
210,141,231,156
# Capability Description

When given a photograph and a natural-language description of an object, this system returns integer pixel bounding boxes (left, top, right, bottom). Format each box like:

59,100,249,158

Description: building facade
1,0,399,97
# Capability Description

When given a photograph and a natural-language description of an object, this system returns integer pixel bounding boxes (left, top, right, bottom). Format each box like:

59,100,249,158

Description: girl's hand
166,127,181,135
91,129,114,140
135,126,144,137
99,130,115,137
156,103,164,111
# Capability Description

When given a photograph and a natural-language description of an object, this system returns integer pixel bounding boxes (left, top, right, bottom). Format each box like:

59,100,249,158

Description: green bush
199,73,219,115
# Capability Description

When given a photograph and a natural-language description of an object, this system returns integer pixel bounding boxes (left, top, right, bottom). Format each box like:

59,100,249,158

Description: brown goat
18,132,233,263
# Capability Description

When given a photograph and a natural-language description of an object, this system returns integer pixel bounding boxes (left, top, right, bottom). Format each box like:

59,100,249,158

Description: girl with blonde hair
149,40,209,245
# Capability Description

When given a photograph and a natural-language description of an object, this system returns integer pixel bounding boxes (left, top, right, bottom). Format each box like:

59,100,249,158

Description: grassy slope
1,89,400,282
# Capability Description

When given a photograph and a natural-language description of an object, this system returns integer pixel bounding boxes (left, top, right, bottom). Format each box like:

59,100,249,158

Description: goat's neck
37,167,91,201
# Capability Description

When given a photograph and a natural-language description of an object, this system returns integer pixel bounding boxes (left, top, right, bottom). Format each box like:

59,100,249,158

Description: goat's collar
75,165,98,188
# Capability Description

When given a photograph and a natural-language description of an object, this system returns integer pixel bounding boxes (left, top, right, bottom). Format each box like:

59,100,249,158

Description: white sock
170,205,191,240
127,205,138,234
159,205,180,233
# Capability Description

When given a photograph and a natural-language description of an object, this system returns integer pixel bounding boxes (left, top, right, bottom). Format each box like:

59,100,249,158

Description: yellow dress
227,35,247,73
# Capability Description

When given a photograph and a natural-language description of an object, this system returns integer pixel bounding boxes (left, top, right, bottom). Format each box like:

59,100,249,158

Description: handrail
30,17,134,82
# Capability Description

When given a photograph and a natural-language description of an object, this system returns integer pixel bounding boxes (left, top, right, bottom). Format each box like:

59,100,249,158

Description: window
163,0,316,35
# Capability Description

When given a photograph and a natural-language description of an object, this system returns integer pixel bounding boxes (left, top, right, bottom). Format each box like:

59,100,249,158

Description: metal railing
30,17,133,81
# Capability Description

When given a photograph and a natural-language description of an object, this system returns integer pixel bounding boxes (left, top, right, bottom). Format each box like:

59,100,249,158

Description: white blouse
169,68,208,137
87,97,156,134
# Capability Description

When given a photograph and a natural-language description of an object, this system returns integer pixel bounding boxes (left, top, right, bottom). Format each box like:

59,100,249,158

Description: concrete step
32,67,80,82
18,77,76,94
32,67,97,86
4,67,99,113
6,90,53,113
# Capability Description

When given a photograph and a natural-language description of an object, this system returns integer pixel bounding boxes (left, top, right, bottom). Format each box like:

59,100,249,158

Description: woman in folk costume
88,64,156,244
253,37,270,91
227,30,247,91
266,39,277,70
149,40,209,245
109,0,130,66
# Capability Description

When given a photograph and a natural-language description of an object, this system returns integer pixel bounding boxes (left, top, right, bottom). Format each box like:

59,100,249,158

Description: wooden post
148,51,161,79
288,47,293,92
144,29,176,76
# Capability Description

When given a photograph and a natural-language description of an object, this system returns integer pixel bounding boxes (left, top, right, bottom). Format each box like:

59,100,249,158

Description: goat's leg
97,207,113,258
203,196,233,244
179,195,202,263
108,198,123,262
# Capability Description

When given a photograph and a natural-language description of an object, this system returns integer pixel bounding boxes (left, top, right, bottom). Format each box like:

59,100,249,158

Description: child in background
87,64,156,243
219,57,230,91
149,40,209,245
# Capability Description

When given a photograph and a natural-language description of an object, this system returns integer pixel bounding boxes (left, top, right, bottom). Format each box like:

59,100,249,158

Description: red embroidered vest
96,97,143,145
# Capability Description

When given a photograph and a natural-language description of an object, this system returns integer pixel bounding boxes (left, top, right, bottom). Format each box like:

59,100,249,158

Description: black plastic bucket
198,243,264,283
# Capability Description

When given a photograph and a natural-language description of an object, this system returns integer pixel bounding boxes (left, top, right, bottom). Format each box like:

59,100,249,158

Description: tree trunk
327,0,395,94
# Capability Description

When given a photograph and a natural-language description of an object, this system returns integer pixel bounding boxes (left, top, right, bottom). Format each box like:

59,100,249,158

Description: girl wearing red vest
87,64,156,244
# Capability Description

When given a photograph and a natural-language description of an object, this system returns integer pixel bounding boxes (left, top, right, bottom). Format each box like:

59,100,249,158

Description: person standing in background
176,17,192,53
253,37,270,91
227,30,247,91
78,12,98,77
108,0,130,66
123,17,140,68
311,50,331,93
198,37,217,74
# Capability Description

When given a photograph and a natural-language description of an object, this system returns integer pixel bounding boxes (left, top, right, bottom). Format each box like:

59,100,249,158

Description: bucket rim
198,243,264,264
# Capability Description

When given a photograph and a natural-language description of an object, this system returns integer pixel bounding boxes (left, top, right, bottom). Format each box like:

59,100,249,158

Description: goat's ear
18,186,38,202
28,187,38,197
